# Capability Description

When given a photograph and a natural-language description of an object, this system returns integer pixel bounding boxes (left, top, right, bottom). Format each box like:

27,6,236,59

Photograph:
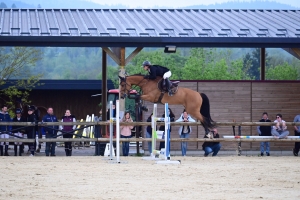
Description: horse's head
119,76,131,99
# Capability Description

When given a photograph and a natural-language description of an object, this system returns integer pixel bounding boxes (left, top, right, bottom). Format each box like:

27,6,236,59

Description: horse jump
119,75,215,132
143,103,180,164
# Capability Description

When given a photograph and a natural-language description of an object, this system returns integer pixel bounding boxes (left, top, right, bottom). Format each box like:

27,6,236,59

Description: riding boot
0,145,3,156
69,149,72,156
65,149,68,156
166,79,173,96
4,145,9,156
14,145,18,156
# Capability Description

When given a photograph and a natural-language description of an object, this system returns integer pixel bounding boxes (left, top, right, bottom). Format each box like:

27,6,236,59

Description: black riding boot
166,79,173,96
0,145,3,156
69,149,72,156
4,145,9,156
14,145,18,156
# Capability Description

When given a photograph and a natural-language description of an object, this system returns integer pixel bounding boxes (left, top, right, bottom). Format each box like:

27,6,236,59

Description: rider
142,60,173,96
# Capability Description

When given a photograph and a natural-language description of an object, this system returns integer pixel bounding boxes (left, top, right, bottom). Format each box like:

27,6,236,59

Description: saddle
157,79,179,95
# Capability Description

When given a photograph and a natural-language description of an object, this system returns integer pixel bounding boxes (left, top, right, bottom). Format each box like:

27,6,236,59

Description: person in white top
271,114,289,139
176,110,196,156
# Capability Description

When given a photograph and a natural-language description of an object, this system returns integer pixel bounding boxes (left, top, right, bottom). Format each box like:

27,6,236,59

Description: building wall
143,81,300,151
29,90,101,120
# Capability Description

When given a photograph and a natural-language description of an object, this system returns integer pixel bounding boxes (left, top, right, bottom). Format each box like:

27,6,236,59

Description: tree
0,47,43,117
11,3,16,8
37,4,42,8
266,62,298,80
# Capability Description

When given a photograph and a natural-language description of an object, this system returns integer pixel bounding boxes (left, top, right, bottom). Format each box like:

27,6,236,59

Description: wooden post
260,48,266,80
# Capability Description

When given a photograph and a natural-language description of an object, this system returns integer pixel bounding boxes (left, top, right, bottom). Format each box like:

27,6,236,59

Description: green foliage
266,62,298,80
0,47,43,117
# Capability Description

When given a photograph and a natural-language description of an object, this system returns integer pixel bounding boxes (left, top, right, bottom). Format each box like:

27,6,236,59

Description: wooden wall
143,81,300,151
29,90,101,120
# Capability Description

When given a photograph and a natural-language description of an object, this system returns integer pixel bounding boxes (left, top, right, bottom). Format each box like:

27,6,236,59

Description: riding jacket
144,65,170,79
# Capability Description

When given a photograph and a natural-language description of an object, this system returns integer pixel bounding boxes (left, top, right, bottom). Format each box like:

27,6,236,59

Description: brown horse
119,75,215,131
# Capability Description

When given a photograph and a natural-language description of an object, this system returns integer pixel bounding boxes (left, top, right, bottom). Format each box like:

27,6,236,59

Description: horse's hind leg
186,106,208,132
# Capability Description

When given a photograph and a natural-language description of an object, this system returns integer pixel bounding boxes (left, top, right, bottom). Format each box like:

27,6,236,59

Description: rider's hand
144,75,149,79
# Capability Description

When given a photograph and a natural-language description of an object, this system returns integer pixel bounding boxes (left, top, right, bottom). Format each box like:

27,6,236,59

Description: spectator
202,128,221,157
271,114,289,139
0,105,12,156
120,111,134,156
293,114,300,156
94,109,103,138
60,109,76,156
26,106,37,156
176,110,195,156
158,108,175,150
12,108,26,156
42,107,59,156
146,113,153,155
257,112,272,156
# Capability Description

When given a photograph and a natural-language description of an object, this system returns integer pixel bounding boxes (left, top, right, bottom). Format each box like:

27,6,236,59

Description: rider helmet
142,60,151,67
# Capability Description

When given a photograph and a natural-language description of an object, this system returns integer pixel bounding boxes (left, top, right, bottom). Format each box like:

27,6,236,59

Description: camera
141,105,148,112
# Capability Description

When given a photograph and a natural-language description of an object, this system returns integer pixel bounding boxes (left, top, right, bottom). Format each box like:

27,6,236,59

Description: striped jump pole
224,136,300,139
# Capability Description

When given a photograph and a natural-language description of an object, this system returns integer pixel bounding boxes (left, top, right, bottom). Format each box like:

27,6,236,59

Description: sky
89,0,299,8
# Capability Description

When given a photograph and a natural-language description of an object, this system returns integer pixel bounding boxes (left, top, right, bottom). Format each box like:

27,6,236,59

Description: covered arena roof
0,8,299,48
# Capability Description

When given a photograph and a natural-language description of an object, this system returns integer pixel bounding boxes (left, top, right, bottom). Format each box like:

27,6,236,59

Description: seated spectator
271,114,289,139
202,128,221,157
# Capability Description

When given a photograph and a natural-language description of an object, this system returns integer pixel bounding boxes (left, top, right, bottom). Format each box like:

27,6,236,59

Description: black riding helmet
142,60,151,67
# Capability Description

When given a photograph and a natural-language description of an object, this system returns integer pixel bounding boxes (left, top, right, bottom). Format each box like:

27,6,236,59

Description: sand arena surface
0,156,299,200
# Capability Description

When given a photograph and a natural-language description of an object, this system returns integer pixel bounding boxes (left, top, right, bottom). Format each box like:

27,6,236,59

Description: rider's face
143,66,149,70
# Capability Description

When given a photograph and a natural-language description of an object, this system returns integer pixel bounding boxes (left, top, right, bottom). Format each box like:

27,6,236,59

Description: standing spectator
202,128,221,157
12,108,26,156
257,112,272,156
26,106,37,156
158,108,175,150
42,107,59,156
120,111,134,156
60,109,76,156
176,110,195,156
293,114,300,156
32,105,42,153
0,105,12,156
271,114,289,139
146,113,153,155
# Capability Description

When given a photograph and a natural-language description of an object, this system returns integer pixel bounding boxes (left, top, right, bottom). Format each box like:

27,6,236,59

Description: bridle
119,76,149,97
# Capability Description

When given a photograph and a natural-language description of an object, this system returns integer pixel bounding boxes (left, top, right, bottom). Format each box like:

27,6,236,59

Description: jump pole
224,136,300,139
156,103,180,165
103,101,115,161
142,104,160,160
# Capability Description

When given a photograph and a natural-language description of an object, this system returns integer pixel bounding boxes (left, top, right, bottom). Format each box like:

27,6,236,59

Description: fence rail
0,122,300,126
1,138,300,142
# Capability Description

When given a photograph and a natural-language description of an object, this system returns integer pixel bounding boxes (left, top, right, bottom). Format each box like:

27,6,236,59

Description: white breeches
14,132,23,145
0,133,9,145
163,71,172,79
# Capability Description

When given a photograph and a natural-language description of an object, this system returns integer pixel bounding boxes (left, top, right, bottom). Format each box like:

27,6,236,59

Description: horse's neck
129,76,146,86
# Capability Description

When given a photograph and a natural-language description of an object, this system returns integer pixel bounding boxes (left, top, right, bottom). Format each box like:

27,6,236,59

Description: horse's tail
199,93,216,130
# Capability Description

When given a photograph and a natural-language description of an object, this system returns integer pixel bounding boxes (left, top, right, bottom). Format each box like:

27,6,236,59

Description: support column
101,49,107,138
260,48,266,81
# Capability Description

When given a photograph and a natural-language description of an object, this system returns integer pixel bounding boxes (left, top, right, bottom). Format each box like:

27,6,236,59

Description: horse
119,75,215,131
